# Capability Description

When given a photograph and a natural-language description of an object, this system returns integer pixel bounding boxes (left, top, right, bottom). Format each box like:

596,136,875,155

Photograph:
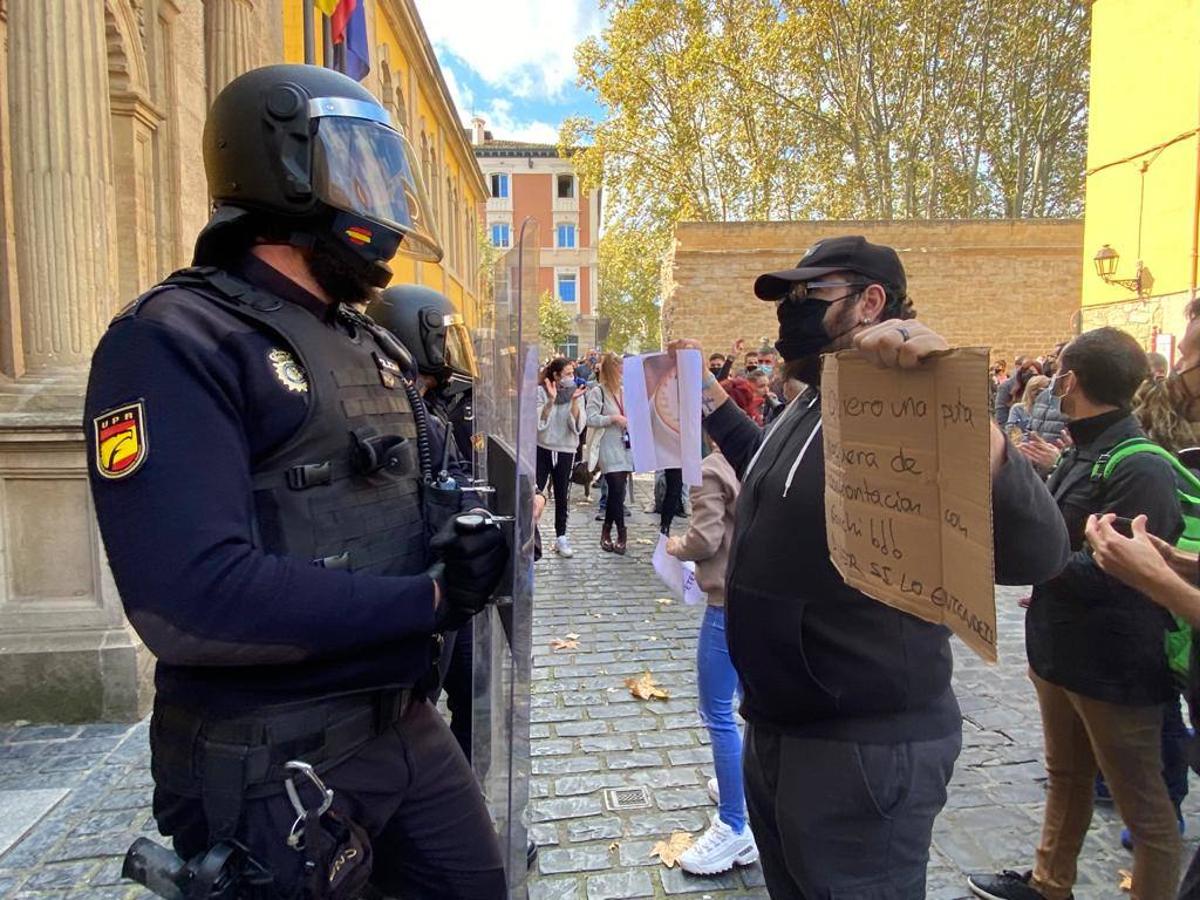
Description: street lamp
1092,244,1143,295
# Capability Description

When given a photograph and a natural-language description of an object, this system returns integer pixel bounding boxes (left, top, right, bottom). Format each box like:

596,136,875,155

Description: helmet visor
443,314,479,380
311,116,443,262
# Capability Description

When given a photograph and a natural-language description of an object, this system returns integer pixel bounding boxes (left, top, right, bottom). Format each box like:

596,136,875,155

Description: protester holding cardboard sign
669,235,1069,899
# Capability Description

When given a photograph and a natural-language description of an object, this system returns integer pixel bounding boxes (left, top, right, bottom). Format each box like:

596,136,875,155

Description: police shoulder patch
269,348,309,393
93,400,149,480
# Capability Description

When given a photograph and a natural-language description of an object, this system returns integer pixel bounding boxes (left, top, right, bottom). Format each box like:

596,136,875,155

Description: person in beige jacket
666,388,760,876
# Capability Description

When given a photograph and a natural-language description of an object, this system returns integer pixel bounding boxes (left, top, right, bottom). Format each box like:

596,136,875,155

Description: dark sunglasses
777,280,870,306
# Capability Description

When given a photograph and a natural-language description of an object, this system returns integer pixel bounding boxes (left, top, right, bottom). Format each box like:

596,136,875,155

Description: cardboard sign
821,348,997,662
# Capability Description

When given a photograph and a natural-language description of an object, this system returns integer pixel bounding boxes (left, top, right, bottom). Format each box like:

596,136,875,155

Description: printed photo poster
821,348,998,663
623,350,704,486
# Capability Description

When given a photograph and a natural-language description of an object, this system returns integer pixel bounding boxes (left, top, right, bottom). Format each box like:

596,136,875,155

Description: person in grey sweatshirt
536,357,587,557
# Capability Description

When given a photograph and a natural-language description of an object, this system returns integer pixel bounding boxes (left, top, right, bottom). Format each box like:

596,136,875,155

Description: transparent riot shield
471,218,539,895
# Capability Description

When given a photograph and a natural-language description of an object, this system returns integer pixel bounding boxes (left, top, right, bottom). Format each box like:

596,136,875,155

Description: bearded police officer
671,236,1071,898
85,65,507,898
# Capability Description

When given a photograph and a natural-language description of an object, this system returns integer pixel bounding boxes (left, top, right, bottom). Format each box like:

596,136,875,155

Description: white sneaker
678,815,759,876
554,535,574,558
706,777,720,804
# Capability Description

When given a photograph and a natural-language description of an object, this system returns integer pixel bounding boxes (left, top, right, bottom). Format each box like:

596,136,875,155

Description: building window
559,334,579,359
557,272,577,303
491,223,511,248
556,224,576,249
557,174,575,199
490,173,509,199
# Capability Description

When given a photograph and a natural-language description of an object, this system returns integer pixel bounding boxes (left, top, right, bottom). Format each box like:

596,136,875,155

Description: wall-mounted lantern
1093,244,1144,295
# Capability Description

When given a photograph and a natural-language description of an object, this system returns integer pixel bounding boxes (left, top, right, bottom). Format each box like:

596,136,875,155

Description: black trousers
744,721,960,898
660,468,683,535
154,700,505,899
603,472,628,532
536,446,573,537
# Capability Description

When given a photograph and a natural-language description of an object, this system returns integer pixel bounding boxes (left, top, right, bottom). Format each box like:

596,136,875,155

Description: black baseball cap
753,235,907,301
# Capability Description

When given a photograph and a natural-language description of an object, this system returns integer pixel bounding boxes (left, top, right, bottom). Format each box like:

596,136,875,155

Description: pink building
472,119,602,356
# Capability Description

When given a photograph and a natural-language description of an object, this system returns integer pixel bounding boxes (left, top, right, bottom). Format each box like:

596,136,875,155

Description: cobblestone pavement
0,482,1195,898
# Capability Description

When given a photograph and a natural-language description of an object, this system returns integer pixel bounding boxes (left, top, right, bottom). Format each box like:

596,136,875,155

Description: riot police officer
84,65,508,898
368,286,478,763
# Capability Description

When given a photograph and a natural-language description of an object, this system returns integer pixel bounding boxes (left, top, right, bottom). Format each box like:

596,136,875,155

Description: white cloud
414,0,604,100
478,98,560,144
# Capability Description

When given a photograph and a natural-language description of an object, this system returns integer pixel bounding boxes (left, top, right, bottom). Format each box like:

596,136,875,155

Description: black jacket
706,389,1070,742
1026,410,1182,706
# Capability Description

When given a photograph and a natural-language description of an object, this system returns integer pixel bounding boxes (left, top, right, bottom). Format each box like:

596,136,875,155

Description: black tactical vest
160,267,430,577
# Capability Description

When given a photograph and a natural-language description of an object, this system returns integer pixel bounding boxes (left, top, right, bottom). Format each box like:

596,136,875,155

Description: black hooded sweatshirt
705,388,1071,743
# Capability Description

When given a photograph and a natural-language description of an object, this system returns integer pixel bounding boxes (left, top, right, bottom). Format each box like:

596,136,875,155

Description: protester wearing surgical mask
536,357,587,558
971,328,1183,900
669,235,1070,899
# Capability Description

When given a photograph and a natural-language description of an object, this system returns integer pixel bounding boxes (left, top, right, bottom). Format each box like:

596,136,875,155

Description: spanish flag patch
93,400,148,480
345,225,372,246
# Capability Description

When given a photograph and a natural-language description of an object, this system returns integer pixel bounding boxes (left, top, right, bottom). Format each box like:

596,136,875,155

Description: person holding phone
536,357,587,558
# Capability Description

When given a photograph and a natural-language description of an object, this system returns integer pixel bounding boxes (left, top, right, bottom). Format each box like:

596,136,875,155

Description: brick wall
660,220,1084,367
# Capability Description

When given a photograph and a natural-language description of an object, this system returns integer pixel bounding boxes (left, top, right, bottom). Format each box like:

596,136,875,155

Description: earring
862,319,874,325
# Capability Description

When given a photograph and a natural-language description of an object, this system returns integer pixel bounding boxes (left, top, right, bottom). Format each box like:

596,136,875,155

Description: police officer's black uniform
368,286,479,761
84,65,507,899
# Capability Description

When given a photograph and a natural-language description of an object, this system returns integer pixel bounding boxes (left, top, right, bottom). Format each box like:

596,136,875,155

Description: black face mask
309,240,378,306
709,365,724,377
774,295,859,362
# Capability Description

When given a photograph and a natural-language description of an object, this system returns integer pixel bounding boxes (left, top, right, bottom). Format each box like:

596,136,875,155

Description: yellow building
1079,0,1200,358
282,0,490,325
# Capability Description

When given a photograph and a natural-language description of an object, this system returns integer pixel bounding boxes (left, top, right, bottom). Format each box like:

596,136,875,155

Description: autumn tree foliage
564,0,1089,348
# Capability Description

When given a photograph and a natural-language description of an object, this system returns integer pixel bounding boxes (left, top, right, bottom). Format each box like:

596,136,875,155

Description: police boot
601,522,614,553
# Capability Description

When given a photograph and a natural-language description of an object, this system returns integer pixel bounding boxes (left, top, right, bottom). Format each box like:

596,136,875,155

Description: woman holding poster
586,352,634,554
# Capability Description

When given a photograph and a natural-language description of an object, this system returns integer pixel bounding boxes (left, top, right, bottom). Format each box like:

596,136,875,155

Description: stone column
0,0,24,380
8,0,117,371
203,0,258,107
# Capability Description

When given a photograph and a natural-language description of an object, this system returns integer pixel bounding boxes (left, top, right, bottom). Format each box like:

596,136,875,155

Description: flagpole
303,0,315,65
322,15,334,69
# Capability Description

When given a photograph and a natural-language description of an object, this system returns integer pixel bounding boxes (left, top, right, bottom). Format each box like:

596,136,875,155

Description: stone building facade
0,0,277,722
661,220,1084,367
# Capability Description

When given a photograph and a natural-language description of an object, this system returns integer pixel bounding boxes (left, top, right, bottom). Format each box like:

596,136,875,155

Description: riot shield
471,218,539,894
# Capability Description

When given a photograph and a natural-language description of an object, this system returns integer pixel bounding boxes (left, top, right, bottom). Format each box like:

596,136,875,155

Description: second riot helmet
368,285,478,385
195,64,441,287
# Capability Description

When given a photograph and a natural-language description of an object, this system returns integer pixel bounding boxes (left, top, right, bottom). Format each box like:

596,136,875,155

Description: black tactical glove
430,512,508,630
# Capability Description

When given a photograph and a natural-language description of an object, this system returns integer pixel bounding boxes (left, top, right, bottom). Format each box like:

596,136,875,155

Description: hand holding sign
853,320,950,369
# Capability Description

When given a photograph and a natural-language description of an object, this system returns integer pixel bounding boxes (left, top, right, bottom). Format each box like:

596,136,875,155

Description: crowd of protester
532,255,1200,896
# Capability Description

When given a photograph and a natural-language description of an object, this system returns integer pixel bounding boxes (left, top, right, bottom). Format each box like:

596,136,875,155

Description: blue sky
412,0,607,144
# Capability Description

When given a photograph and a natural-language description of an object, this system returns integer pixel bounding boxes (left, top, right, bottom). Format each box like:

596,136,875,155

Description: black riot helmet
368,285,478,386
194,64,441,286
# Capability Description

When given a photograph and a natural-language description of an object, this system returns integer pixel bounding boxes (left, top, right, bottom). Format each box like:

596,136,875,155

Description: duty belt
151,688,416,842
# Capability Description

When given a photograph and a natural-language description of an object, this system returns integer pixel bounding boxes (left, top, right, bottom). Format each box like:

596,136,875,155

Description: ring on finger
898,326,911,343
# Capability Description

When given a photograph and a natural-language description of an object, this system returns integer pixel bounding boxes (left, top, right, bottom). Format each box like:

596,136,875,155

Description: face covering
709,364,724,377
759,364,774,377
1049,370,1077,418
1173,363,1200,421
555,375,575,403
774,296,859,362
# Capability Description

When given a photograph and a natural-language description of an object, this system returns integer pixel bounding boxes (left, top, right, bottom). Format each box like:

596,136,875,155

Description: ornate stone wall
0,0,281,721
661,220,1085,367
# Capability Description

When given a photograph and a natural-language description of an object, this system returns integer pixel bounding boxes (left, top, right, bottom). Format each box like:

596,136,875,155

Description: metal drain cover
604,787,651,811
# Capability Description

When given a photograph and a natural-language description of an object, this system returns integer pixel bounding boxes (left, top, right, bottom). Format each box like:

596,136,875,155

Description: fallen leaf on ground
565,632,580,640
608,841,619,852
634,538,655,545
650,832,694,868
647,635,659,641
626,671,670,700
655,598,673,606
550,638,579,651
1119,870,1132,892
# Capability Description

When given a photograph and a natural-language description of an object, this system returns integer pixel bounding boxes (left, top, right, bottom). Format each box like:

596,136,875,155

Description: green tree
538,290,574,357
565,0,1089,347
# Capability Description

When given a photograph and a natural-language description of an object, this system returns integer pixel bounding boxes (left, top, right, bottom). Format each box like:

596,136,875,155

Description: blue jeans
697,605,746,832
